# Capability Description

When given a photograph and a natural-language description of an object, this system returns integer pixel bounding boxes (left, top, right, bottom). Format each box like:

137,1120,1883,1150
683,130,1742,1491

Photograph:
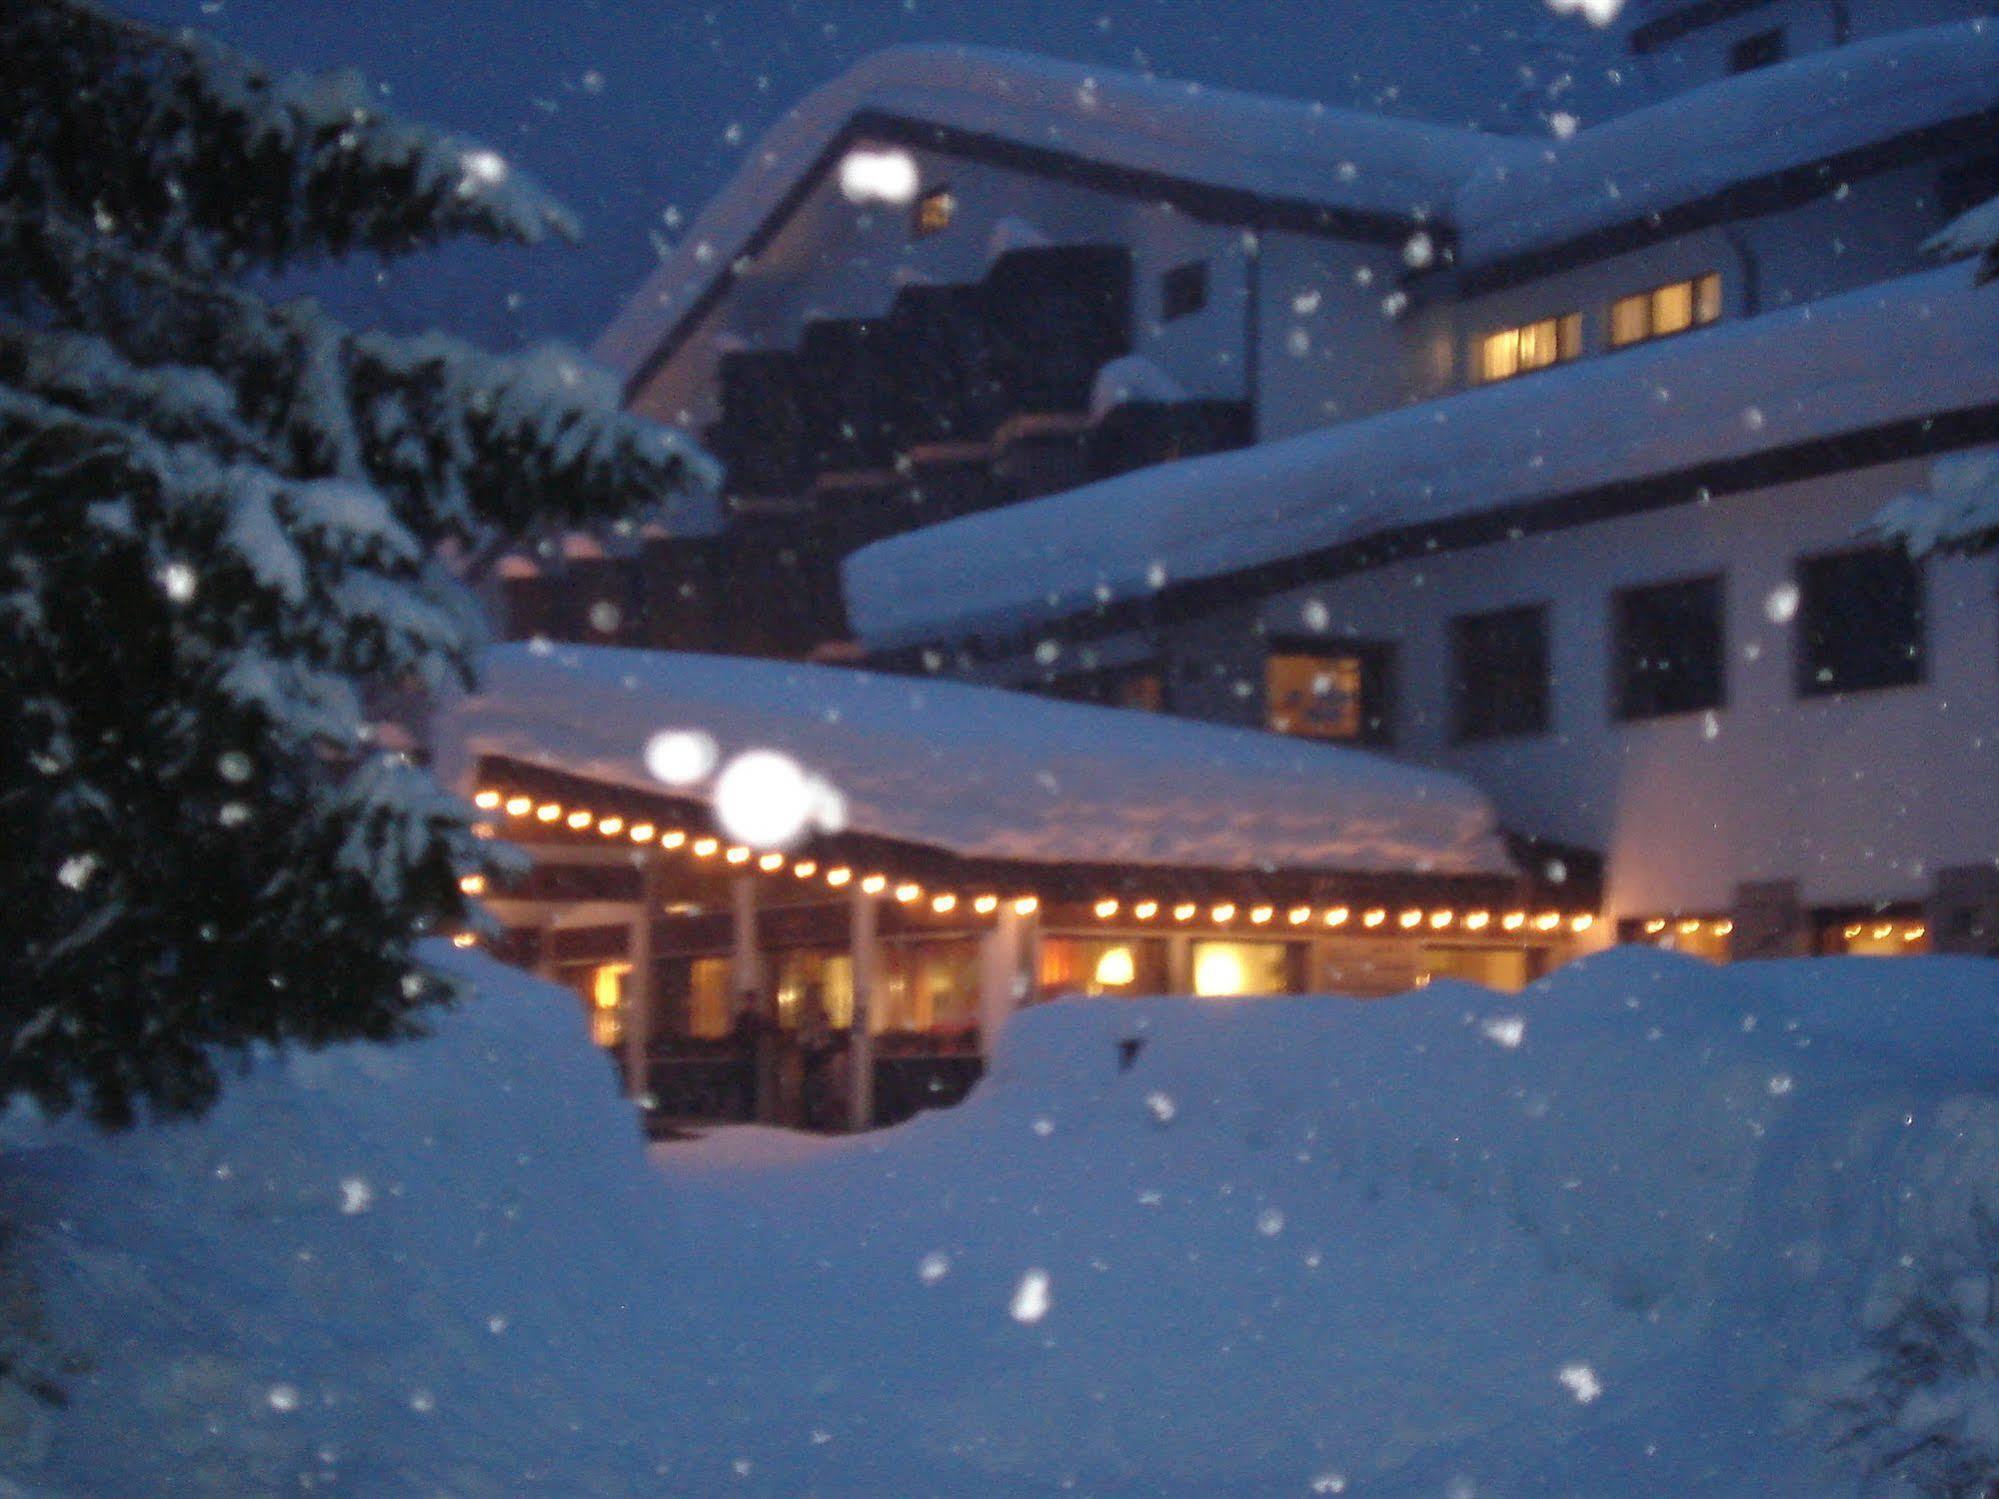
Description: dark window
1265,641,1394,745
1613,575,1724,720
1161,261,1209,322
1796,546,1925,696
1939,152,1999,220
1727,28,1785,73
1450,605,1550,742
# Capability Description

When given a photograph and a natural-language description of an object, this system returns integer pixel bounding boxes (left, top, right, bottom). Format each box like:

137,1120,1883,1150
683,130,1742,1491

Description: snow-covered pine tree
1876,198,1999,556
0,0,717,1126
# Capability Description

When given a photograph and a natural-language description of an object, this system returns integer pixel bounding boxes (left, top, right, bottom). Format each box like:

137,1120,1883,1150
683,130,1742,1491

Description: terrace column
848,888,881,1132
621,853,662,1105
978,906,1030,1055
732,874,771,1121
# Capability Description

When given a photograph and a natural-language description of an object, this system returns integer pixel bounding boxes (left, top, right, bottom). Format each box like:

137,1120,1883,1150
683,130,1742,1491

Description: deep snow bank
4,948,1998,1496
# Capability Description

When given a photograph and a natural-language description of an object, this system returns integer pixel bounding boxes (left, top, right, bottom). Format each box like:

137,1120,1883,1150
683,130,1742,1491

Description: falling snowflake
918,1251,952,1285
645,729,720,787
1010,1269,1052,1324
1558,1361,1604,1403
1481,1015,1527,1050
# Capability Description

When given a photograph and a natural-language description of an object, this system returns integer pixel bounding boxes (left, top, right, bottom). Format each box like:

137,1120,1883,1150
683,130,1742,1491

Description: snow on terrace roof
437,644,1512,877
844,261,1999,646
1456,19,1999,272
593,45,1534,382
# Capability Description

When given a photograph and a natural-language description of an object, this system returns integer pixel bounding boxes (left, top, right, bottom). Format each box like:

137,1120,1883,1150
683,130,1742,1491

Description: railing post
849,888,880,1132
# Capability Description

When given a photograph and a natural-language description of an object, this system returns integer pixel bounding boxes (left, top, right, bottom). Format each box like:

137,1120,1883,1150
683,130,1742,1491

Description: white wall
1254,459,1999,921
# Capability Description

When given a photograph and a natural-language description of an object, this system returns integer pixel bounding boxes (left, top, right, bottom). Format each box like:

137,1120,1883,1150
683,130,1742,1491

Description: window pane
1268,652,1364,739
1191,941,1291,997
1610,293,1650,347
688,956,732,1038
1451,605,1551,741
1652,279,1695,336
1613,575,1724,720
1038,937,1169,999
1695,272,1723,325
1518,317,1558,370
1797,547,1925,695
913,187,955,238
1558,312,1584,360
1419,945,1531,991
1479,328,1519,382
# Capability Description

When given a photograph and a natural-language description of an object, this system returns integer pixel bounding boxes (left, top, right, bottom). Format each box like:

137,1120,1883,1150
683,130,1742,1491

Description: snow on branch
0,0,575,276
1873,450,1999,559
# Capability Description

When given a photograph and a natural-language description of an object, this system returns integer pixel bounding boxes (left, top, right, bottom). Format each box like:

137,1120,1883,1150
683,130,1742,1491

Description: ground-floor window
589,962,630,1047
1816,911,1930,956
1620,916,1732,963
775,948,855,1030
1039,936,1170,999
882,939,980,1036
1191,939,1290,997
687,955,732,1038
1417,944,1533,992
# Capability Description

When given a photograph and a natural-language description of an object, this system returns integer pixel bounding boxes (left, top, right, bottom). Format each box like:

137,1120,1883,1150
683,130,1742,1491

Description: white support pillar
730,873,763,1003
848,888,881,1133
622,855,661,1104
978,907,1030,1056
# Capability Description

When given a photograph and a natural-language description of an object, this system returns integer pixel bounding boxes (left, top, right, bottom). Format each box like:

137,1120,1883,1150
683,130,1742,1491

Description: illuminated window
1417,945,1533,992
775,949,855,1030
590,963,631,1048
882,940,979,1032
913,186,956,239
1266,643,1393,744
686,956,731,1039
1816,911,1931,956
1475,312,1581,383
1190,940,1291,998
1039,937,1167,999
1610,273,1722,348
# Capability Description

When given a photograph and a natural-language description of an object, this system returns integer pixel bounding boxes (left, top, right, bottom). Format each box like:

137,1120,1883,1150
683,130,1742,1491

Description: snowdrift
4,948,1998,1495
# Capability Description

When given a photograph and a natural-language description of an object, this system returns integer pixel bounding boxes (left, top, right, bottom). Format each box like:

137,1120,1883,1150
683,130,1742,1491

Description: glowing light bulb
861,875,887,895
474,790,501,810
827,868,853,887
1013,895,1039,916
1324,907,1350,927
629,823,655,844
759,852,785,872
1094,898,1120,920
793,860,817,878
536,803,561,823
725,846,751,865
894,882,922,903
458,874,487,896
597,816,624,837
1173,902,1198,922
1465,911,1491,931
1249,906,1274,925
1429,910,1453,929
693,838,719,858
1398,909,1423,930
504,796,532,818
1288,906,1312,926
661,830,687,849
1570,914,1595,933
1134,901,1158,921
1212,903,1237,923
932,894,957,914
1363,909,1387,929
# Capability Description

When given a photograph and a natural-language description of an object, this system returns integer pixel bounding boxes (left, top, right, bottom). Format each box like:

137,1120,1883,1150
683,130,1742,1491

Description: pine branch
0,0,576,276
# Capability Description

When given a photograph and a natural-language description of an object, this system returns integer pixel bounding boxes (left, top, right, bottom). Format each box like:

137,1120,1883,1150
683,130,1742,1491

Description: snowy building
555,3,1999,974
439,646,1591,1126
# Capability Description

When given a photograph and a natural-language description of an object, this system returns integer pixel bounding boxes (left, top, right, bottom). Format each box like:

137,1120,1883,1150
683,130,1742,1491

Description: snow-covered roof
844,261,1999,646
438,644,1513,877
1456,19,1999,272
593,45,1534,383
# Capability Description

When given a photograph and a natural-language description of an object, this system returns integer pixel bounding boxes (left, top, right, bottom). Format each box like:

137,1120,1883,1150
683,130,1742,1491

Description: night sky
132,0,1626,351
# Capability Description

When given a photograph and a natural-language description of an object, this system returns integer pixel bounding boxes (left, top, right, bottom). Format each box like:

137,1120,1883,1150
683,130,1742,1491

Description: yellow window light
1324,906,1351,928
474,789,501,810
1173,902,1198,922
861,874,887,895
1429,910,1454,930
1536,912,1562,932
1502,912,1527,931
661,830,687,850
827,867,853,888
759,852,785,872
973,894,999,915
504,795,532,818
793,860,817,879
1250,906,1275,925
536,802,562,823
1570,914,1596,934
693,838,719,858
566,810,592,830
458,874,487,896
1095,898,1121,920
1465,911,1491,931
629,823,656,844
1398,909,1423,930
1212,903,1238,924
1363,908,1387,929
1134,901,1159,921
894,882,922,904
450,931,477,948
932,894,958,915
726,846,752,865
1094,946,1137,988
1013,895,1040,916
1288,906,1312,926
